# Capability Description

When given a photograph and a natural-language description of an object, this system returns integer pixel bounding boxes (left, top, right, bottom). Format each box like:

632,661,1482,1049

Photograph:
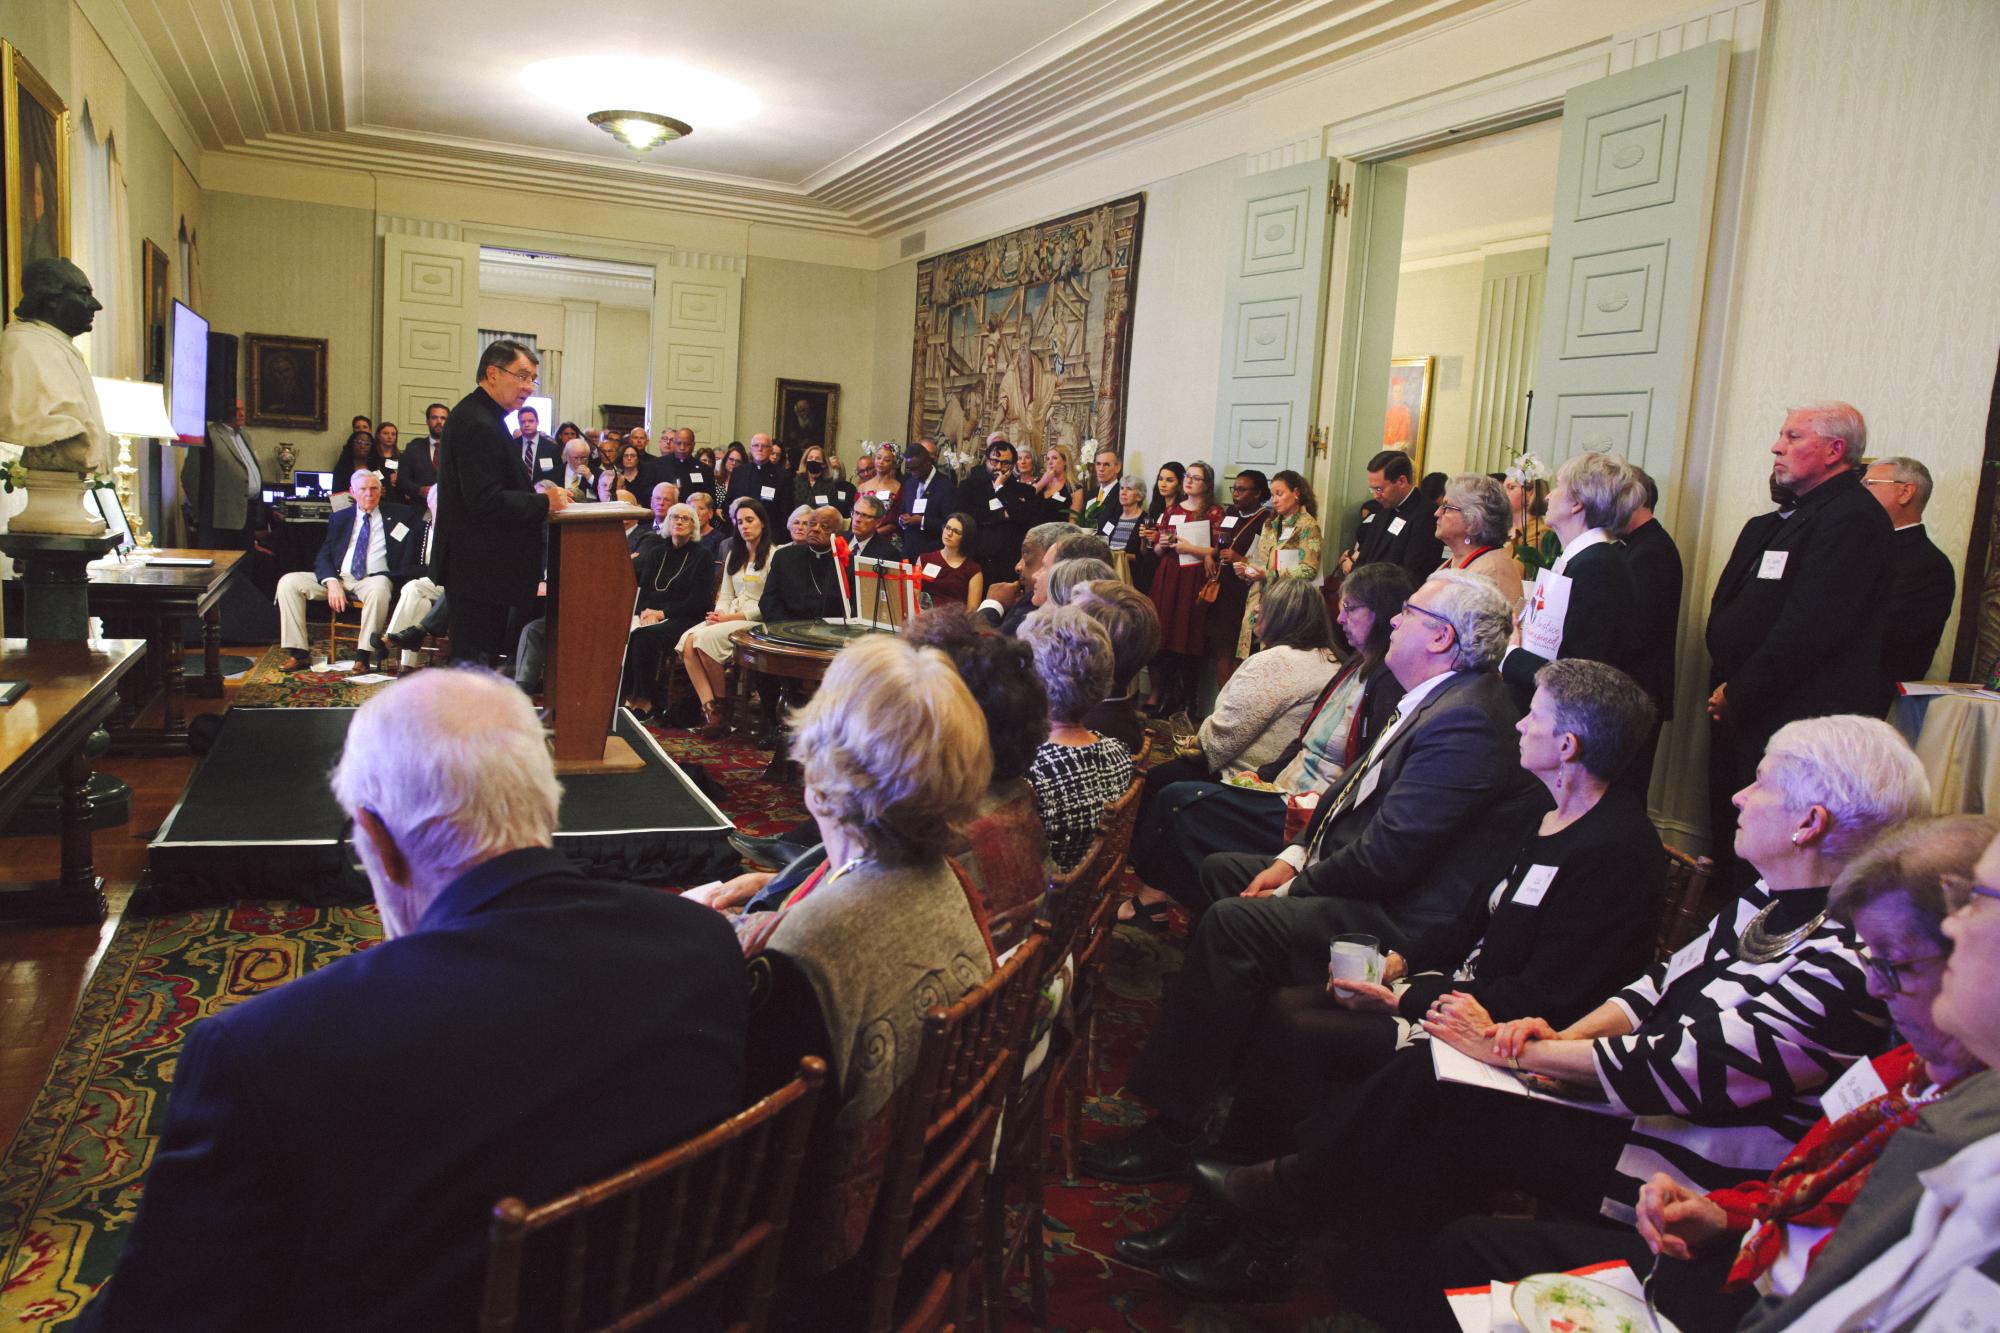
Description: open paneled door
1318,158,1408,555
1526,40,1731,518
1211,158,1336,487
380,233,481,429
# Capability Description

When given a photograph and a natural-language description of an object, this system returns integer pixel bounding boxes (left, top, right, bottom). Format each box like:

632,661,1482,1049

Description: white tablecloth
1893,693,2000,814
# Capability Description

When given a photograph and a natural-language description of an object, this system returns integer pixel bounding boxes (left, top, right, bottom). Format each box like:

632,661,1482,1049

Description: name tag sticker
1354,764,1382,806
1821,1056,1891,1124
540,457,555,471
922,562,941,578
1910,1268,2000,1333
1221,515,1239,529
989,497,1003,511
1669,933,1708,977
912,497,927,514
1388,516,1407,535
814,494,827,504
1362,512,1376,525
760,485,776,500
390,522,410,543
1101,522,1116,538
383,459,398,470
1513,864,1559,908
689,471,703,483
1758,550,1789,579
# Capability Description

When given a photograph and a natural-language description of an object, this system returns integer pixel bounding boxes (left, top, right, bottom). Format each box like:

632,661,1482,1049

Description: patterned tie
1307,706,1401,863
351,511,372,580
522,437,534,471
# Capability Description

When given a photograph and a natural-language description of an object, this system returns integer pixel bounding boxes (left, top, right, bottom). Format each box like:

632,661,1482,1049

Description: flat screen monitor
504,394,554,436
261,484,289,506
83,485,135,556
168,301,209,441
293,470,332,499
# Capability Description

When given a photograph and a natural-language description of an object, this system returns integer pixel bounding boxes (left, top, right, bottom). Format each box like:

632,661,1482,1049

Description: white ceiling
111,0,1493,236
1400,116,1561,262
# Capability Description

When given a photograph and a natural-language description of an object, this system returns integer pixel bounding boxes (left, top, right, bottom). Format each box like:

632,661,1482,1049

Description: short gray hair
1023,521,1074,561
1121,473,1147,493
665,501,698,535
1255,576,1335,652
1830,814,2000,947
1761,715,1932,861
1790,401,1868,463
1444,473,1511,546
1019,603,1115,725
1048,557,1118,605
348,469,382,492
1048,531,1114,565
1871,455,1934,511
1553,451,1644,533
1533,658,1657,781
786,504,814,535
1419,569,1513,672
330,668,561,873
852,492,887,520
1073,580,1160,691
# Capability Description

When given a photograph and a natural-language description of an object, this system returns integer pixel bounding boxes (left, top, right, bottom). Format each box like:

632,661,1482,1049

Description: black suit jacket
1289,669,1548,967
75,848,748,1333
800,475,857,516
1500,538,1645,704
401,436,439,493
1706,469,1894,733
1354,489,1443,585
311,502,424,587
760,542,846,623
955,471,1038,577
1622,518,1684,719
517,431,564,484
1881,523,1955,688
891,467,957,558
726,460,794,517
434,387,552,606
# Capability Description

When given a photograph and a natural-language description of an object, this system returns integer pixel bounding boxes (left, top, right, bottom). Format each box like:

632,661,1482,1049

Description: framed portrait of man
774,378,838,470
2,42,70,319
245,333,328,431
142,240,170,381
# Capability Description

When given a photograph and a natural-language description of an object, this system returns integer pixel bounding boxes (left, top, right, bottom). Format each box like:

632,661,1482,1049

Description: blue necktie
351,512,371,579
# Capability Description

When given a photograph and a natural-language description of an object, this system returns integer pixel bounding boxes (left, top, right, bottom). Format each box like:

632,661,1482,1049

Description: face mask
806,459,824,474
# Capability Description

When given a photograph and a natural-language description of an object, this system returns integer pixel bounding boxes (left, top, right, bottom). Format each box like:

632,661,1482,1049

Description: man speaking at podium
435,340,572,665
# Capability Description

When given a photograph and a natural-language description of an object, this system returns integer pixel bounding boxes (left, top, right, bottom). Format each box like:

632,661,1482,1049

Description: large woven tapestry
907,194,1145,462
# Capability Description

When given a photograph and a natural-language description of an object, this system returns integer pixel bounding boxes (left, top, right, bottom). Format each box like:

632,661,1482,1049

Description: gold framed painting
2,41,69,320
245,333,329,431
1384,355,1435,475
774,378,839,470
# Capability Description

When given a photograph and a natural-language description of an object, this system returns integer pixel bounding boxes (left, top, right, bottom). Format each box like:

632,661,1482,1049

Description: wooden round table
729,621,894,776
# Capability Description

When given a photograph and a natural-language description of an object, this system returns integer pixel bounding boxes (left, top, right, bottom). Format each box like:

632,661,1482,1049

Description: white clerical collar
1553,527,1611,574
1895,520,1926,532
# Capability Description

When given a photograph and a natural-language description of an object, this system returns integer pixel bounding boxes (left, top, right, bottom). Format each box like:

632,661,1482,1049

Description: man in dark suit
1340,449,1442,584
274,469,422,673
955,437,1038,578
513,405,563,484
1081,568,1544,1185
1619,467,1683,784
725,432,794,516
436,341,572,665
1706,402,1893,886
891,438,956,559
1080,444,1123,528
398,401,446,496
849,492,900,563
1864,455,1956,695
74,669,748,1333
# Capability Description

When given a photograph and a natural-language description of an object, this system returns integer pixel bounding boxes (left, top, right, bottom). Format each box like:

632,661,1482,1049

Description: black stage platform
137,707,736,913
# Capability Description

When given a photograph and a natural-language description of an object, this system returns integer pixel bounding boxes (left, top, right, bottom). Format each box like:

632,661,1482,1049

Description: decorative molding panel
1233,297,1304,378
1244,132,1325,176
1465,247,1545,473
1608,0,1767,70
377,215,461,240
1559,242,1669,358
1223,402,1294,470
1550,389,1655,460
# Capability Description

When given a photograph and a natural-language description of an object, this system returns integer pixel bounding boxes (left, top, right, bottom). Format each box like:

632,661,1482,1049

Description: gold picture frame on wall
1384,355,1435,476
2,41,70,320
774,378,839,470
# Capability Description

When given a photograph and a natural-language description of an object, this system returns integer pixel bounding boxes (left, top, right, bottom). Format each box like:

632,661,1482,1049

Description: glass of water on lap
1329,933,1383,986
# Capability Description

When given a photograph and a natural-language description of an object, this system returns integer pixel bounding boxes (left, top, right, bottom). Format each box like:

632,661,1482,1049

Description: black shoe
279,652,314,673
386,626,426,652
1190,1153,1307,1225
1113,1197,1231,1270
354,651,374,673
730,832,810,871
1076,1119,1199,1184
1158,1235,1300,1303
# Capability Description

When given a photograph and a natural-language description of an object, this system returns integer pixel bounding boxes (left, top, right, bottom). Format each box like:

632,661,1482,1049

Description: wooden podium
545,502,649,774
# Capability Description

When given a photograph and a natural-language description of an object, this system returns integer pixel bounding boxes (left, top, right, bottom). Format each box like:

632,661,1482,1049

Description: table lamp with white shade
92,377,178,552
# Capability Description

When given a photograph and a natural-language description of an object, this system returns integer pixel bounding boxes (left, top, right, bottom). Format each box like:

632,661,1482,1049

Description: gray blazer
188,422,262,531
1737,1069,2000,1332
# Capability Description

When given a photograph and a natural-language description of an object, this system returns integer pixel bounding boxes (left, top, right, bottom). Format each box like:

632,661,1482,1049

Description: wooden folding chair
1658,844,1718,962
479,1057,827,1333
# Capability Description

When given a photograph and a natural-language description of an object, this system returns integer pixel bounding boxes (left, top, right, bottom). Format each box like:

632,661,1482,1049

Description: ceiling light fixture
587,109,692,152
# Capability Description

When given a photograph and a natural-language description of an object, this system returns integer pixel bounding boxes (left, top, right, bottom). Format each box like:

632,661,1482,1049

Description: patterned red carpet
0,719,1368,1330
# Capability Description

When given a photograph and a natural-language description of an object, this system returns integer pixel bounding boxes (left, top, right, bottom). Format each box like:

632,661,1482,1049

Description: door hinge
1309,425,1328,459
1329,183,1350,217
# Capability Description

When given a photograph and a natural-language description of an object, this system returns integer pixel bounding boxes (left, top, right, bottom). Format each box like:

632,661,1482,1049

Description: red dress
1148,502,1222,655
919,553,981,608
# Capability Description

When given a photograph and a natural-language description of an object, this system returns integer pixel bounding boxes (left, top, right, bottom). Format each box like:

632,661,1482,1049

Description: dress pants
276,571,392,656
449,595,513,666
1215,983,1400,1156
1126,853,1400,1126
385,576,442,667
1129,784,1288,911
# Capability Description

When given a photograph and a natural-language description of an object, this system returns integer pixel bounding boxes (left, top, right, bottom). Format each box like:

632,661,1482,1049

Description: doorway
476,248,656,437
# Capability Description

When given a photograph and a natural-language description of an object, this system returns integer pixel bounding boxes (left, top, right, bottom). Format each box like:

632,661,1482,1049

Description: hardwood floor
0,675,239,1150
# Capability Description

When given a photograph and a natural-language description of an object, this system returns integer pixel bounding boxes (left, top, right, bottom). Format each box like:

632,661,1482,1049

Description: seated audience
1417,813,1997,1332
848,492,899,562
1433,472,1524,606
276,470,420,673
919,513,983,610
1071,578,1162,753
976,520,1073,634
1045,556,1119,607
381,484,442,668
691,489,727,557
557,438,595,502
1180,714,1926,1311
679,497,776,737
73,669,748,1331
1019,604,1138,872
733,636,995,1269
1080,570,1546,1186
625,502,715,720
1187,576,1339,782
761,507,846,623
1120,562,1411,926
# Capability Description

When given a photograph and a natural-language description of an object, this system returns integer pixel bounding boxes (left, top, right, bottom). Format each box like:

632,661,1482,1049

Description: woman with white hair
625,501,714,721
1094,473,1151,570
1433,473,1523,607
736,635,995,1268
1187,714,1931,1309
1499,450,1646,706
1020,604,1138,871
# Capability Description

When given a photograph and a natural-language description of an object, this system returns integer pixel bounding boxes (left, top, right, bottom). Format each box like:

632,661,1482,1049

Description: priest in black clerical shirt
1342,449,1442,585
759,506,847,623
725,432,795,517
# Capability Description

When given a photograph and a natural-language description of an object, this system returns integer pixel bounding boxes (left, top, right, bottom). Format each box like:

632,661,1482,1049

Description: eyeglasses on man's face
1398,598,1454,630
1942,874,2000,917
1857,944,1948,995
500,364,540,388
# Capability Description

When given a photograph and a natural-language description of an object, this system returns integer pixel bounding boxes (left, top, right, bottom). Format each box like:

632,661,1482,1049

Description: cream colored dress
677,556,771,664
